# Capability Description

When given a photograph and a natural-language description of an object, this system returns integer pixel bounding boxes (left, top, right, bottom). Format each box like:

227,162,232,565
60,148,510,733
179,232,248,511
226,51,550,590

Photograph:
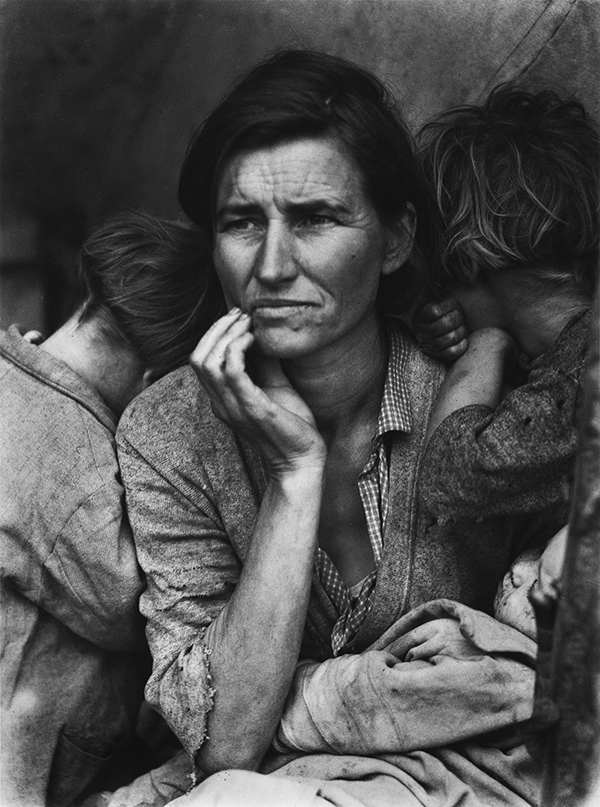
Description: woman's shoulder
117,364,226,453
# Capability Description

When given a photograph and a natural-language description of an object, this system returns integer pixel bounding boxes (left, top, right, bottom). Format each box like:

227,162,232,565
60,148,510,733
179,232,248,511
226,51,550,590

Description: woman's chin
252,328,317,360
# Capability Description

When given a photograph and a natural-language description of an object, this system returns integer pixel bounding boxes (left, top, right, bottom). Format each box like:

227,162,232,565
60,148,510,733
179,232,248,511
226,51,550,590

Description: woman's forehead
216,136,365,209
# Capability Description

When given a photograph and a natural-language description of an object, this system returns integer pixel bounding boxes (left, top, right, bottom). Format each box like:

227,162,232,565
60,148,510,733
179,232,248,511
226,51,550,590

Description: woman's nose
253,222,297,285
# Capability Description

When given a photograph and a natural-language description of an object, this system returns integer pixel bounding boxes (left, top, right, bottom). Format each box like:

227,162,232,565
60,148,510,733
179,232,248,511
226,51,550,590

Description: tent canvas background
1,0,598,335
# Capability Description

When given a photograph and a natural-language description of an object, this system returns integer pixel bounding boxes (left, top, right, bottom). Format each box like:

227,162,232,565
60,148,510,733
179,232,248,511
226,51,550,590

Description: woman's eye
228,219,256,231
301,214,334,227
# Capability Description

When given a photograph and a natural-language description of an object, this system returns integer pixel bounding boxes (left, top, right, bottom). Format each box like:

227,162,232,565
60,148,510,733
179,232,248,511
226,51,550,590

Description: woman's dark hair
78,213,225,378
178,49,439,315
418,85,600,295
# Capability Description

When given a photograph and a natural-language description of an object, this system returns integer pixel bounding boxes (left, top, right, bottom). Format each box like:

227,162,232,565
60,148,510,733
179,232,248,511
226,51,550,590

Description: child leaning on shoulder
413,86,597,585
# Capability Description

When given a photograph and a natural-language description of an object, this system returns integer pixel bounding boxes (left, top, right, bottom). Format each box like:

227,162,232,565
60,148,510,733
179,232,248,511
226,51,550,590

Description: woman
117,51,552,806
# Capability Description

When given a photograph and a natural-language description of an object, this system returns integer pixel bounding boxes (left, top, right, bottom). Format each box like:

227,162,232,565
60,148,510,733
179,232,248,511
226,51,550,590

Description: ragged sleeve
116,404,242,759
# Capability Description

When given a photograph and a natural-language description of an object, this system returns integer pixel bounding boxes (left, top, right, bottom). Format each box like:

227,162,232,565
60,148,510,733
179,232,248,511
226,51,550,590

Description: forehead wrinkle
220,141,361,213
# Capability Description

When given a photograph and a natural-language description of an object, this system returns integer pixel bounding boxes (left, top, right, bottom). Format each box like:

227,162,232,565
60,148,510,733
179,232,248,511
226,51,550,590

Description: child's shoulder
526,307,591,378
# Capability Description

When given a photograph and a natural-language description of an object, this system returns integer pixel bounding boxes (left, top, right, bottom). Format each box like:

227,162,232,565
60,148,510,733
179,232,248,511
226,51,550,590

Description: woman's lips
251,302,315,318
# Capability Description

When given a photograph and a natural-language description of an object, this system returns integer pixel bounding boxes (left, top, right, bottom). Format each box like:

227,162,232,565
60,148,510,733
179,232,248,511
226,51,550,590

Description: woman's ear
381,202,417,276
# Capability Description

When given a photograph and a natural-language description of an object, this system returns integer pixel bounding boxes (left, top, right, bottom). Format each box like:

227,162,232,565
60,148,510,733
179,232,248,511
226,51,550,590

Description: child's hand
412,298,469,363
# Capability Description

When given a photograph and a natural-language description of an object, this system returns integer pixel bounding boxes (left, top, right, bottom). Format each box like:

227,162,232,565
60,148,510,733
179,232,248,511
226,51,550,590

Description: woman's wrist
266,452,327,488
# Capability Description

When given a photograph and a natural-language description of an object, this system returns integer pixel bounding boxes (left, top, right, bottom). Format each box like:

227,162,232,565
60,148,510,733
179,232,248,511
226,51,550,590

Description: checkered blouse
315,327,412,655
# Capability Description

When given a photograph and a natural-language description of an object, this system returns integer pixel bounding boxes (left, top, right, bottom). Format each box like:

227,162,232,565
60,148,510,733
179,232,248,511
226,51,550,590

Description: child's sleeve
419,312,589,520
420,365,581,519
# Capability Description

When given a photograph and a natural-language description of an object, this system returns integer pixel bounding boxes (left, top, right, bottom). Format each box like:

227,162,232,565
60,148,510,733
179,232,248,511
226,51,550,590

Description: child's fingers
413,301,439,326
430,324,468,349
428,297,462,319
415,297,463,324
437,338,469,363
421,310,465,339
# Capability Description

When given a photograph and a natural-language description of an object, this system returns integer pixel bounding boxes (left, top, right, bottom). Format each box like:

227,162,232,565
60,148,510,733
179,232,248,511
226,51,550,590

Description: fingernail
229,306,241,315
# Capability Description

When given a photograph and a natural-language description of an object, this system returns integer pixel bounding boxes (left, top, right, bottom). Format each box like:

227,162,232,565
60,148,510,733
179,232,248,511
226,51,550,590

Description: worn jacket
0,326,148,807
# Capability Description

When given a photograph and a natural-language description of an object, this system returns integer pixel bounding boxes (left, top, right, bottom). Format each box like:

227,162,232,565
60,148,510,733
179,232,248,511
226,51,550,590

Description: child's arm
412,298,469,363
425,328,517,444
419,314,586,519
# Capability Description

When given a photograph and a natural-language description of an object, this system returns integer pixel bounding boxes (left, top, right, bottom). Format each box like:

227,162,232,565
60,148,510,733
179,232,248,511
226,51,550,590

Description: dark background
1,0,598,335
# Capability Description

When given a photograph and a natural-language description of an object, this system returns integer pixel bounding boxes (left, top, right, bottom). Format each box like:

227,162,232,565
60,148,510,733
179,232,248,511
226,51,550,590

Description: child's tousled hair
418,85,599,296
78,212,225,379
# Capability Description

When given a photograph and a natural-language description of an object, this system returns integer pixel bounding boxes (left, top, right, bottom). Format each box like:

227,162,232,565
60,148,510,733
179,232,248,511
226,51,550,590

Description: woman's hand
399,618,481,662
190,308,326,476
412,297,469,363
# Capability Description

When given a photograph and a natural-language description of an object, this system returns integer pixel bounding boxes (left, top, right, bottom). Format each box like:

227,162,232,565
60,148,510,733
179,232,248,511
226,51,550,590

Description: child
494,524,567,639
0,213,221,807
413,87,597,561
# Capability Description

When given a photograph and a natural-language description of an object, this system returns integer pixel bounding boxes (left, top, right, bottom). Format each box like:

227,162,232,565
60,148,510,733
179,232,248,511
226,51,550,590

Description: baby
494,525,567,639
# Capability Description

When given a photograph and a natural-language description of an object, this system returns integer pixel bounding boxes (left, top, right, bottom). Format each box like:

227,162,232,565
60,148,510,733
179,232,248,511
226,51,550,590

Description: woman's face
213,136,413,359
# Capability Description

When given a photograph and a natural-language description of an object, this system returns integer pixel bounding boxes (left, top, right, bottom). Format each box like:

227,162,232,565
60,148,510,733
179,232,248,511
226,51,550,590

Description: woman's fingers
192,311,251,378
189,309,325,471
191,307,247,366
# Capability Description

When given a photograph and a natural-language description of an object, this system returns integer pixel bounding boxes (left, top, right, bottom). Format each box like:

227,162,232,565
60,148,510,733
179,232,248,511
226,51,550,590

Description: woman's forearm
197,463,324,774
425,328,516,444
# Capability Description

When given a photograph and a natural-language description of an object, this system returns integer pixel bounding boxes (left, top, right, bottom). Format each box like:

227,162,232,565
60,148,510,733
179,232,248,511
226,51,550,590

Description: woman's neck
40,311,145,415
281,312,388,441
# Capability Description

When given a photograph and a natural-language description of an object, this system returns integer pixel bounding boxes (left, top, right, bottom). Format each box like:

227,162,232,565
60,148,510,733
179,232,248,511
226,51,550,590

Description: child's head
418,86,599,296
77,213,225,379
494,526,568,640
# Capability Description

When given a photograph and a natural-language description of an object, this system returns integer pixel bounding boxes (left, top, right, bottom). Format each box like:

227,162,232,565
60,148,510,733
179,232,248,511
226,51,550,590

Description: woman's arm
189,310,327,774
196,468,322,775
275,604,539,756
120,308,327,776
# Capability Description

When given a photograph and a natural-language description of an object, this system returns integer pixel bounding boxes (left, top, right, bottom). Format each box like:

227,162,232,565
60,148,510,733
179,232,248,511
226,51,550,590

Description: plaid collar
375,324,412,438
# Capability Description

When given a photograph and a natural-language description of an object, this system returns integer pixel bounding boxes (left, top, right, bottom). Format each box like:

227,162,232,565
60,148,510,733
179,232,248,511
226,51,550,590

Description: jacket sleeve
420,364,581,519
275,600,541,755
116,429,242,759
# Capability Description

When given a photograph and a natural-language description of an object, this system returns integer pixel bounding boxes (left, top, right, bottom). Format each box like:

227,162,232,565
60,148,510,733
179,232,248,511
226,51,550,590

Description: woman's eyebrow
287,199,351,215
215,201,263,219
